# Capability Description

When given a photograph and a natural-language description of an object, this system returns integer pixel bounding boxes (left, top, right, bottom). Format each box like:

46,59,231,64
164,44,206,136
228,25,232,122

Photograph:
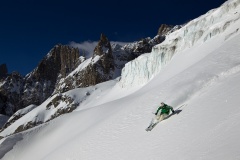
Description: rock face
54,34,115,93
22,45,80,107
0,72,24,115
122,24,176,58
0,64,8,80
158,24,174,36
93,33,115,75
111,43,135,70
122,37,154,57
0,45,80,116
158,24,183,37
29,44,80,80
122,36,164,57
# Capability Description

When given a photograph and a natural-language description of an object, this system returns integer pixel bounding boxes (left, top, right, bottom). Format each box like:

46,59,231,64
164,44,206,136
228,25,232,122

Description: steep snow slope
1,18,240,160
1,30,240,160
1,0,240,159
0,78,139,138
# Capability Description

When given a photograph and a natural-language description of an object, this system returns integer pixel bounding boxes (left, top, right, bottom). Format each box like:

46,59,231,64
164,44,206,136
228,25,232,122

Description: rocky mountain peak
0,45,81,116
0,64,8,80
0,71,24,115
93,33,112,57
100,33,109,43
157,24,174,36
33,44,80,80
22,44,80,107
54,34,115,93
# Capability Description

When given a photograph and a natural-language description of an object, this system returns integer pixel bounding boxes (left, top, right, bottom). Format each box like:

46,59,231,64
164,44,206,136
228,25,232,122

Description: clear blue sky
0,0,226,75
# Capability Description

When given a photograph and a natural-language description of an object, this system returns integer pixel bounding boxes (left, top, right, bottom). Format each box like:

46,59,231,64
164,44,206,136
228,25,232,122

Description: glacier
120,0,240,87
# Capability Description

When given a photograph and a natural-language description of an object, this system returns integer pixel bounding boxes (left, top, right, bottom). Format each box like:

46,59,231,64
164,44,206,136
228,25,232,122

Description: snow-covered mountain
0,45,81,116
1,0,240,159
0,27,168,116
0,32,169,135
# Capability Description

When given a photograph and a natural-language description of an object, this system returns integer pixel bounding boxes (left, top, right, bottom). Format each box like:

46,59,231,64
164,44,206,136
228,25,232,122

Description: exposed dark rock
0,45,80,116
14,121,43,134
2,93,78,135
158,24,182,36
0,72,24,116
122,36,163,57
48,104,78,121
93,33,115,74
22,45,79,107
54,34,115,93
8,94,79,134
46,94,78,121
122,24,181,58
111,43,135,70
158,24,174,36
1,114,22,131
26,44,80,81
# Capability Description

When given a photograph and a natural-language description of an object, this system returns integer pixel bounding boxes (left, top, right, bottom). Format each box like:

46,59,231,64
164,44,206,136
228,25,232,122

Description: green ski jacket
156,104,174,115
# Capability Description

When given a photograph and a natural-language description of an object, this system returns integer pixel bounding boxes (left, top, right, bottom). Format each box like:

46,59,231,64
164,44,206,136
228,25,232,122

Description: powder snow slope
2,30,240,160
1,0,240,159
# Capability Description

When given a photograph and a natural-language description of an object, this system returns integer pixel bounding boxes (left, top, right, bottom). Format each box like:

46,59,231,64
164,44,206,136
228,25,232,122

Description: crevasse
119,0,240,88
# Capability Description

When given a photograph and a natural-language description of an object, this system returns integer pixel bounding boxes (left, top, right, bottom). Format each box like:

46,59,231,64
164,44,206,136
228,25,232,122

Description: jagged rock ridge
122,24,181,58
0,45,80,116
54,34,115,93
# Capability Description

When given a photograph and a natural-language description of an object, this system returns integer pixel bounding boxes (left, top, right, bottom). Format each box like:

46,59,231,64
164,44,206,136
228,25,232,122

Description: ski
145,104,187,131
146,122,158,131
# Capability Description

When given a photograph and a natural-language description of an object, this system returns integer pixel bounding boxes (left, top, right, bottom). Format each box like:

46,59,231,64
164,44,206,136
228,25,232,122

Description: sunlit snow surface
1,0,240,159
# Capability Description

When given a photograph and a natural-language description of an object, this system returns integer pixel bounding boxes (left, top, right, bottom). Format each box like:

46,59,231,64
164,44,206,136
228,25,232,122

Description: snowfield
1,0,240,159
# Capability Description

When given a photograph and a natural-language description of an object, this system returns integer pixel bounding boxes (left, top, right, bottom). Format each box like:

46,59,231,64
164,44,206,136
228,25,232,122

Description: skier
146,102,175,131
155,102,175,122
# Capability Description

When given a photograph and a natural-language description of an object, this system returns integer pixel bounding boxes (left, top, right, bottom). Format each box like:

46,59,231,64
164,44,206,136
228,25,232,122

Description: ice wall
120,0,240,87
